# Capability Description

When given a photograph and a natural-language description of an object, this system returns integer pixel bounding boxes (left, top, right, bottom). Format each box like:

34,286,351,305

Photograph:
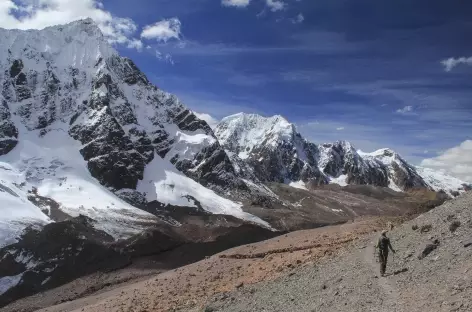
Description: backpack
378,236,389,251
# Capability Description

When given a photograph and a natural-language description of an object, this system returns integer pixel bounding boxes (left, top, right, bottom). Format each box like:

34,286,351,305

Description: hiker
375,230,395,276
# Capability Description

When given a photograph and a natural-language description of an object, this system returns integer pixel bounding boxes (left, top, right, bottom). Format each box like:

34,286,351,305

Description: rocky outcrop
0,216,129,307
0,100,18,155
319,141,389,187
214,113,457,193
215,113,327,186
0,19,245,199
0,215,186,308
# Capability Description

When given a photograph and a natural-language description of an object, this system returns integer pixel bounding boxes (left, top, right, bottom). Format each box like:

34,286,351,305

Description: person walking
375,230,396,276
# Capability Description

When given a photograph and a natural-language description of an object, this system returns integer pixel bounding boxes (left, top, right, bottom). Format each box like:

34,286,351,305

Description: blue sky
104,0,472,164
1,0,471,178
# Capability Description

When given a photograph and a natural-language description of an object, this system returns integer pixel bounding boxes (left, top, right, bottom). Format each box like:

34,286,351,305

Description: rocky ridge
214,113,469,196
0,18,247,204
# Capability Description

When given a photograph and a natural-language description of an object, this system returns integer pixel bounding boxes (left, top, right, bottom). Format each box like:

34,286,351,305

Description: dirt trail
202,192,472,312
362,243,402,309
2,217,398,312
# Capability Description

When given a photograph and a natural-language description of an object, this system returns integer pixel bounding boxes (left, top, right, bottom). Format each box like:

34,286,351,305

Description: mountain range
0,19,469,247
1,19,471,307
215,112,468,195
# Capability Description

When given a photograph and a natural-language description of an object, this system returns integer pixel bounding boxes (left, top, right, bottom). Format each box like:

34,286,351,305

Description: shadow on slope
0,210,278,309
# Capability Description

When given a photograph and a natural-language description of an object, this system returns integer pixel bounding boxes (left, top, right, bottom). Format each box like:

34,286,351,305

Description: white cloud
193,112,220,129
336,127,345,131
266,0,285,11
155,50,174,65
222,0,251,8
141,18,181,42
291,13,304,24
126,38,143,51
223,0,285,13
421,140,472,183
0,0,142,50
441,56,472,72
396,105,413,114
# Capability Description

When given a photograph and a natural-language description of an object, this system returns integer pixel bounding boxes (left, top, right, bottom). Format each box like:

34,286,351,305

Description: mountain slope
0,126,161,244
214,113,468,196
415,166,470,197
0,19,269,244
357,148,428,190
1,18,245,193
0,18,467,249
207,191,472,312
0,169,50,248
215,113,326,186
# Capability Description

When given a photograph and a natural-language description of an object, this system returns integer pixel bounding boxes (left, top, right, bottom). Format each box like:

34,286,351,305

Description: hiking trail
362,239,404,311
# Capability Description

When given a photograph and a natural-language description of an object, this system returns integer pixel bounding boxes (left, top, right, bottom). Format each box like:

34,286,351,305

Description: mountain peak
372,148,396,156
0,20,253,237
219,113,294,135
215,113,296,159
221,112,290,125
40,17,99,30
0,18,115,70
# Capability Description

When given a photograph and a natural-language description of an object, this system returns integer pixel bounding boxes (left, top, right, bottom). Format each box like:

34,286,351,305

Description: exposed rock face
0,216,128,307
0,19,466,236
215,113,327,186
214,113,445,193
360,148,428,190
0,19,244,196
319,141,389,187
0,100,18,155
0,215,185,308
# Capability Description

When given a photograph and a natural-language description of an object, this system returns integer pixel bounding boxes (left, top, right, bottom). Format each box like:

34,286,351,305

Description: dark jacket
376,235,395,254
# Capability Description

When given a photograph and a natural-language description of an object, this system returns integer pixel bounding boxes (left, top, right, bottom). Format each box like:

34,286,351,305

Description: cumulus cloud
421,140,472,183
336,127,345,131
0,0,142,50
193,112,220,129
126,38,144,51
141,18,182,42
266,0,285,11
396,105,413,114
222,0,251,8
441,56,472,72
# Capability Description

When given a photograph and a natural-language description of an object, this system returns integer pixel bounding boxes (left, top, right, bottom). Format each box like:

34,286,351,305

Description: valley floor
2,216,398,312
4,192,471,312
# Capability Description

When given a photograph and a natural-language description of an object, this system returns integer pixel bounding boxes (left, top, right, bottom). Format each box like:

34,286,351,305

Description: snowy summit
0,20,269,246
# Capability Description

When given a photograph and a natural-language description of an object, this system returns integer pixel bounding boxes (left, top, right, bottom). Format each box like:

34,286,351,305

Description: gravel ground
204,192,472,312
10,217,394,312
4,192,468,312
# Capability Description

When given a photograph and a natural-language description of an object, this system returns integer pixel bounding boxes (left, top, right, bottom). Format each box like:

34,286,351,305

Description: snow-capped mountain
0,19,469,307
0,171,50,248
0,19,268,244
215,113,326,186
214,113,468,196
414,166,470,197
357,148,428,190
0,18,467,248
